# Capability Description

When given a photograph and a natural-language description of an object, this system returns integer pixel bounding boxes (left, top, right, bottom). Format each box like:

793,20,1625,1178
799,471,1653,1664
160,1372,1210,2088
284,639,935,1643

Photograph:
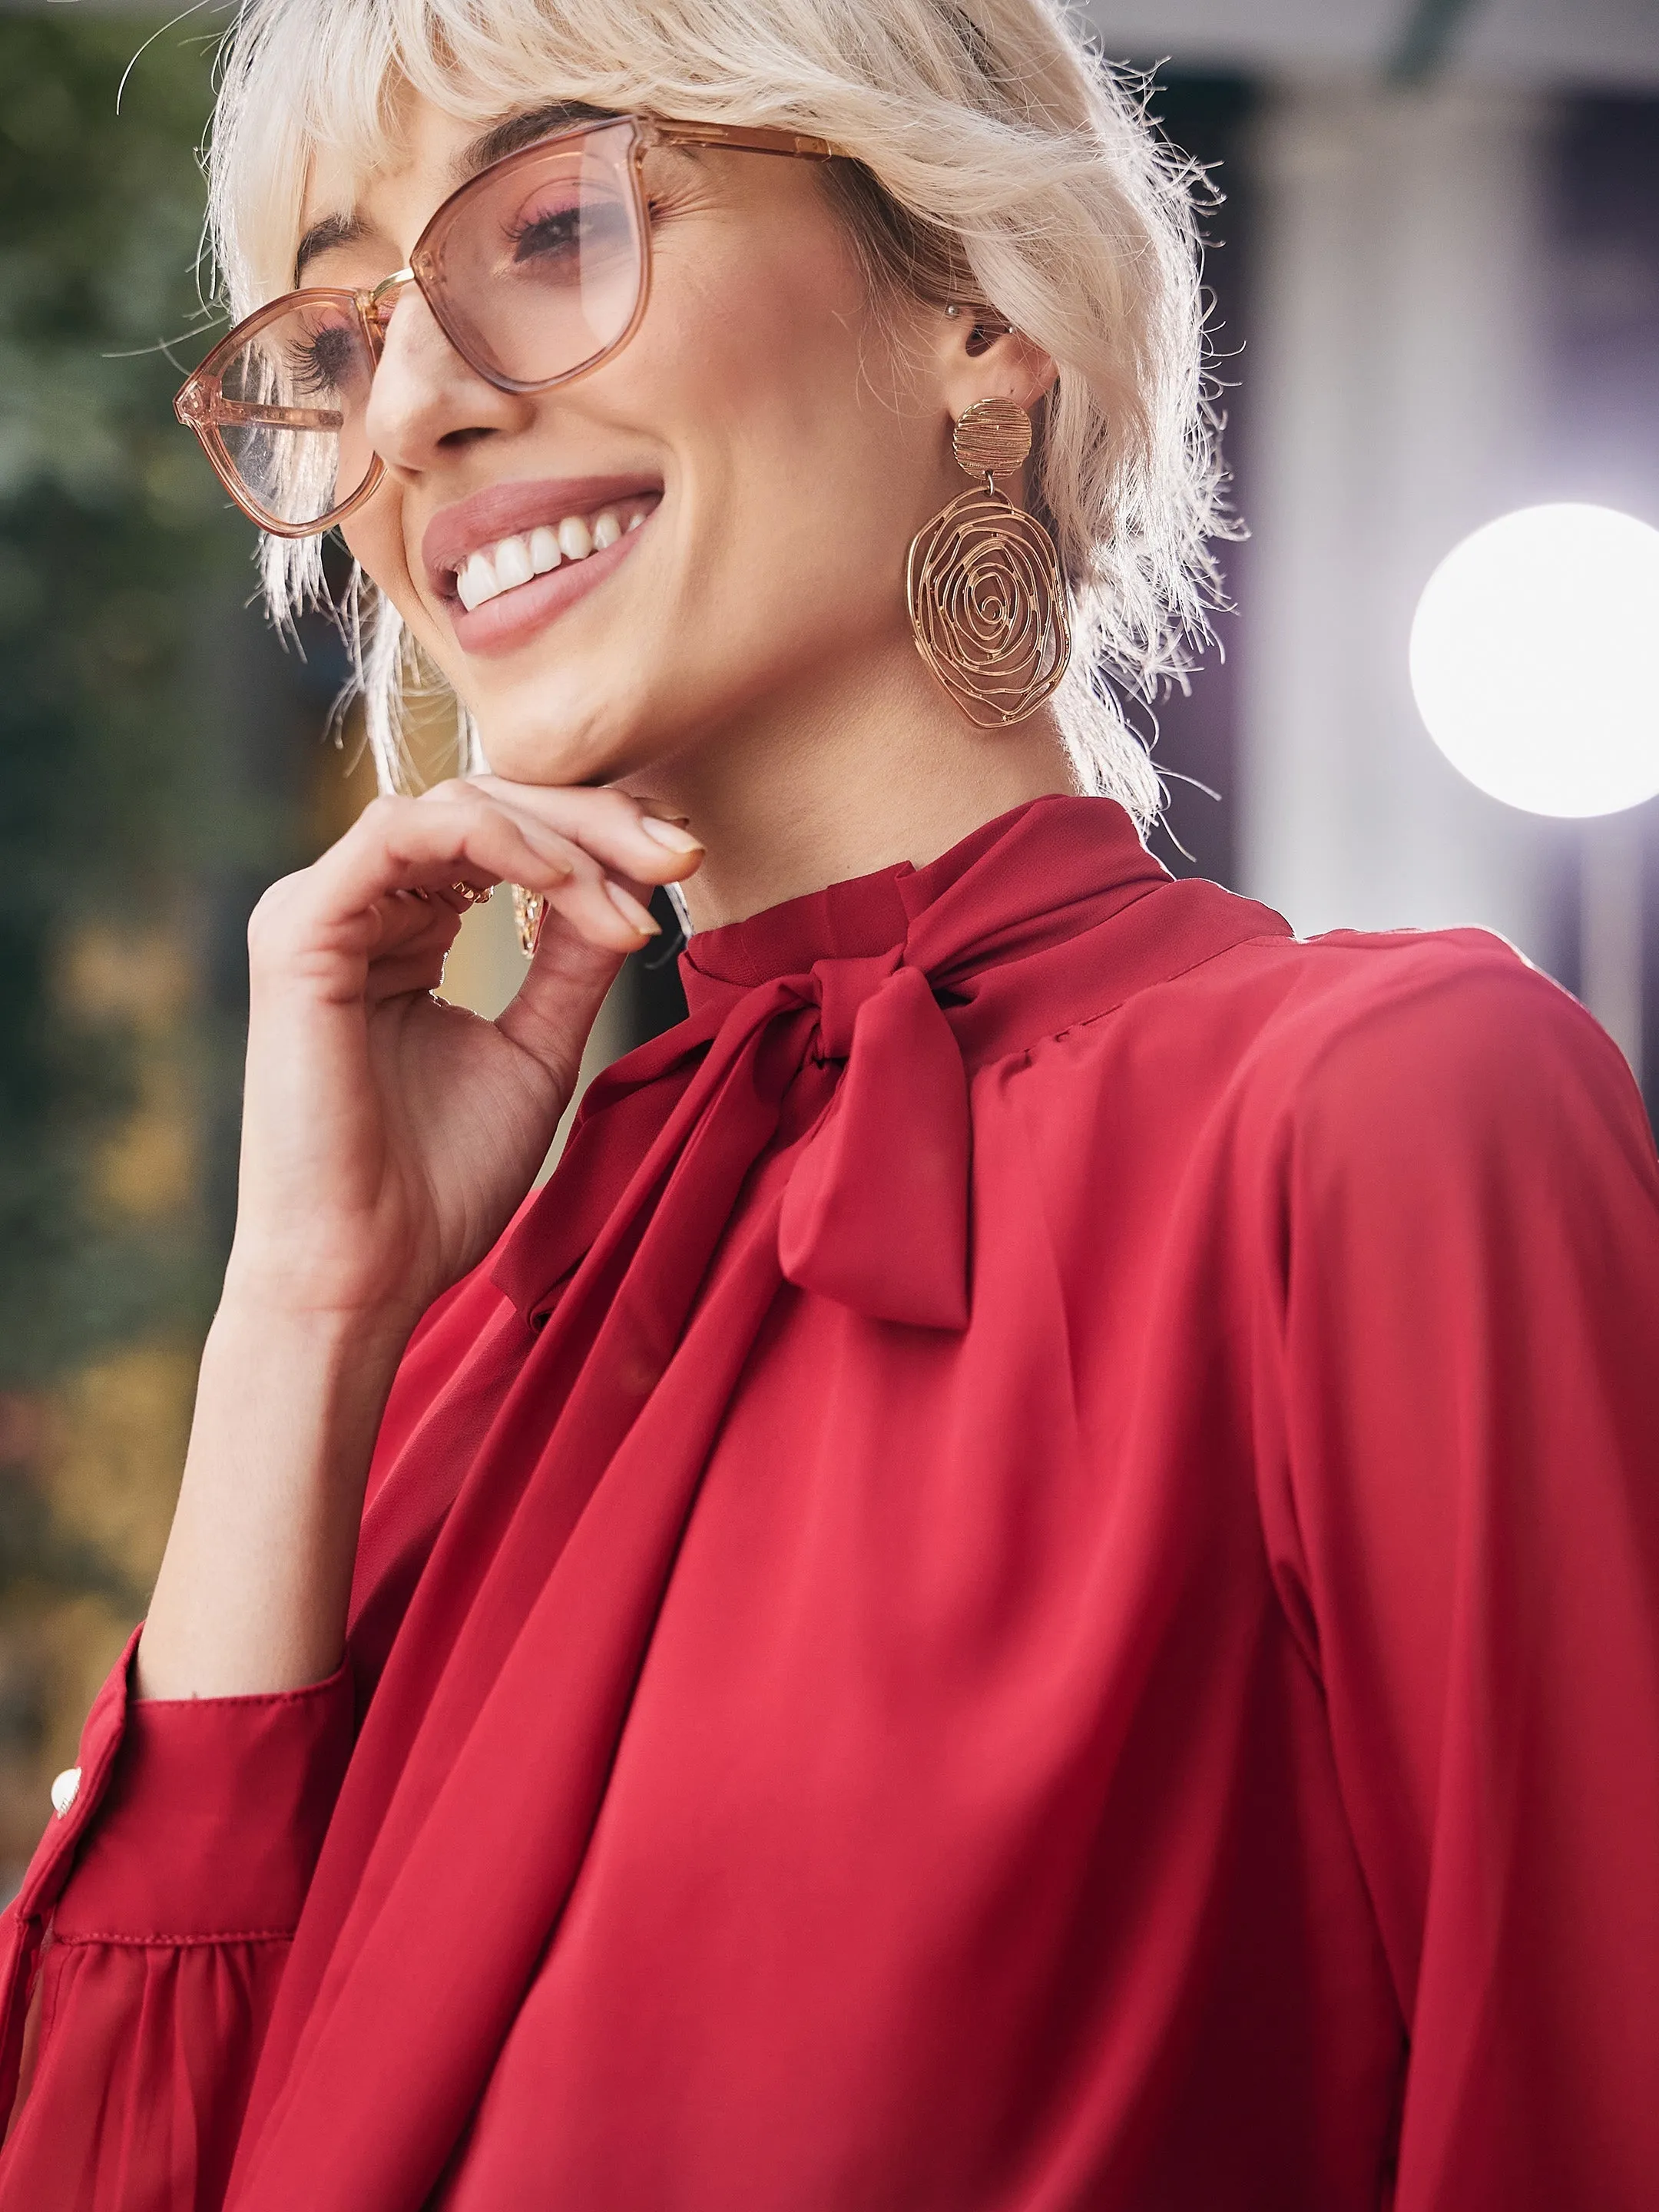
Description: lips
420,473,664,603
452,495,656,611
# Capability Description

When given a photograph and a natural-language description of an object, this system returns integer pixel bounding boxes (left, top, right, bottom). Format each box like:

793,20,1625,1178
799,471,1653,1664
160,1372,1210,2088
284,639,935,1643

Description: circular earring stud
950,395,1032,481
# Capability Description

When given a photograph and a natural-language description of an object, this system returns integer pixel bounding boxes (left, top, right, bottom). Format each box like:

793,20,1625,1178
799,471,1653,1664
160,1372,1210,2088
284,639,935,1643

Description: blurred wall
0,18,320,1885
1546,97,1659,1103
1235,75,1659,1097
1237,80,1566,952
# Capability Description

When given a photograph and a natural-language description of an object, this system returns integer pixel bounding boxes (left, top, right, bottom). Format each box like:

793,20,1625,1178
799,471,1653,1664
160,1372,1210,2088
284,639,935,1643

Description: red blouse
2,796,1657,2212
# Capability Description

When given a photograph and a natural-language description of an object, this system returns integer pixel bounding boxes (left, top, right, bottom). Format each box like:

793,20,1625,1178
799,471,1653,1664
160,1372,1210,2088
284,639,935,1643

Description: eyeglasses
174,114,843,538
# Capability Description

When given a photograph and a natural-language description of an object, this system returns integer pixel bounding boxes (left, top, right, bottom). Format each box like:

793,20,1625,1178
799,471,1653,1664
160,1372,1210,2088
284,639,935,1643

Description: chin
469,672,659,789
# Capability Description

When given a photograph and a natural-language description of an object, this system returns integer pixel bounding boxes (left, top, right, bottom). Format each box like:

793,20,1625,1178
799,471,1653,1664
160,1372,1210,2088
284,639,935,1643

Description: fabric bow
494,932,979,1339
776,953,970,1327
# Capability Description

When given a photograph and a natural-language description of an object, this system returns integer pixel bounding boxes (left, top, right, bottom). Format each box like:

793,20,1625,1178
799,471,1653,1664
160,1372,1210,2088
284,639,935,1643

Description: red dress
2,796,1656,2212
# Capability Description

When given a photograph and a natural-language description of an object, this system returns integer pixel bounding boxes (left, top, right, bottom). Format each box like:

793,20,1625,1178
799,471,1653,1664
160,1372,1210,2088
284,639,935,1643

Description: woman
3,1,1657,2206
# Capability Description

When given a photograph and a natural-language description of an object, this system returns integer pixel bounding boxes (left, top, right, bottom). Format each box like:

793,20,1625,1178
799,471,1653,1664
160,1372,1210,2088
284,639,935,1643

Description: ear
933,306,1058,424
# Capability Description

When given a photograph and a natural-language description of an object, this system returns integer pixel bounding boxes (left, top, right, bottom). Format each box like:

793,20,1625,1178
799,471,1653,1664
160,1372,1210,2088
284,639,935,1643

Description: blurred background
0,0,1654,1891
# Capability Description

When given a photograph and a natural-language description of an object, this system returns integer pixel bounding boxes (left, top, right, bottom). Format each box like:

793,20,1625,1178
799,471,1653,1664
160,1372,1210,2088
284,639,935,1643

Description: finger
363,944,455,1004
399,786,686,954
326,897,462,992
427,881,493,915
533,854,664,953
306,792,645,954
481,813,664,954
361,883,472,978
401,799,664,955
323,793,667,966
437,777,704,888
494,895,627,1063
376,886,466,952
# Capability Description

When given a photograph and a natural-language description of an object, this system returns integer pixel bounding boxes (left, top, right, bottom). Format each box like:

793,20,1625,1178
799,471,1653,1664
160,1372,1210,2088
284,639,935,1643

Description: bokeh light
1409,503,1659,818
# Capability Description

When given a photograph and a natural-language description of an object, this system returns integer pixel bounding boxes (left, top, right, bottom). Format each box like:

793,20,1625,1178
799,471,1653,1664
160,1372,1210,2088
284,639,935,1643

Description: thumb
495,893,629,1098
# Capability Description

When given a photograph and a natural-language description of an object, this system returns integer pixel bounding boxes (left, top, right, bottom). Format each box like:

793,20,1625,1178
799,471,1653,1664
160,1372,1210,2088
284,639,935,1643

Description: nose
362,281,526,478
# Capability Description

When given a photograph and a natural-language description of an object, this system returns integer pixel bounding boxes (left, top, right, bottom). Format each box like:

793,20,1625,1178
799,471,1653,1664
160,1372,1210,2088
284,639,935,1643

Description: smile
449,495,656,612
420,474,664,655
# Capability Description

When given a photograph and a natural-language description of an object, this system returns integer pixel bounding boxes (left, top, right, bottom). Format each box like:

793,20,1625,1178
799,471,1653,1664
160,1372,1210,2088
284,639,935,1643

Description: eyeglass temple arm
643,119,842,161
175,382,343,431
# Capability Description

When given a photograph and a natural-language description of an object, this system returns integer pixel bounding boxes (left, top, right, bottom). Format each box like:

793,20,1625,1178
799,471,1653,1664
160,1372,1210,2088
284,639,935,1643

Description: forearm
133,783,693,1704
137,1293,412,1699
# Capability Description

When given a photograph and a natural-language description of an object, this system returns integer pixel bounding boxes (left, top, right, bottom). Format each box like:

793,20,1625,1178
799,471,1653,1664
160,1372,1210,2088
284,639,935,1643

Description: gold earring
511,885,545,957
906,397,1071,727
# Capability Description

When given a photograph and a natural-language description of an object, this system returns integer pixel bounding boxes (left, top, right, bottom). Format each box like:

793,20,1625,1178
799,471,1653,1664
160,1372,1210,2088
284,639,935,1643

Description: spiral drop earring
511,885,545,958
906,396,1071,727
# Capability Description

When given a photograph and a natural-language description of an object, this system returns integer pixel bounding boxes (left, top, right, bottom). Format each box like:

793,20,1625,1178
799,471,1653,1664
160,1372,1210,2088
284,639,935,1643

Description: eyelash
506,206,583,255
286,326,356,394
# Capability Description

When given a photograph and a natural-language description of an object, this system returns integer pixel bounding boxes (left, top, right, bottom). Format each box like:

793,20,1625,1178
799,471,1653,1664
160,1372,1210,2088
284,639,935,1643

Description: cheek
339,505,407,601
649,260,929,590
340,503,449,659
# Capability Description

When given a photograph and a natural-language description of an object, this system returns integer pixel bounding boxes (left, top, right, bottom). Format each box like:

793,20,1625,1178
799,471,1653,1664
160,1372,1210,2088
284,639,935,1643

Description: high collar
678,796,1167,1011
493,792,1288,1334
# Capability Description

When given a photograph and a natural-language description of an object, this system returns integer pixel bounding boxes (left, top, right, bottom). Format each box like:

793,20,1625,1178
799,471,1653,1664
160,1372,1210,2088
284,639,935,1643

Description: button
50,1767,81,1820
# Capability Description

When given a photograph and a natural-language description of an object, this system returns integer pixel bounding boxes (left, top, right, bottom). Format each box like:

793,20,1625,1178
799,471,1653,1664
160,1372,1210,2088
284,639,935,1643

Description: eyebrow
294,104,618,286
294,210,373,284
452,101,620,182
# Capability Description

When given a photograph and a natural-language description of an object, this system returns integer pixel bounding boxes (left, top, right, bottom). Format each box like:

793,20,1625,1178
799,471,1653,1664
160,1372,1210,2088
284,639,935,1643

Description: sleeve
1260,949,1659,2212
0,1630,354,2212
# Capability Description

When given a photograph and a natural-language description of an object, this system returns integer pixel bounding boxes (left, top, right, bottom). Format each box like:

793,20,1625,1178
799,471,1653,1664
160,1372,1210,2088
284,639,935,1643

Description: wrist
215,1255,426,1354
146,1271,421,1701
207,1278,421,1388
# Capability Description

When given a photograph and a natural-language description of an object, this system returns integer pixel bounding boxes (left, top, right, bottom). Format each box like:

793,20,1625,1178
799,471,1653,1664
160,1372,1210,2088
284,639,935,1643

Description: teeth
493,535,533,590
452,500,650,609
456,550,498,612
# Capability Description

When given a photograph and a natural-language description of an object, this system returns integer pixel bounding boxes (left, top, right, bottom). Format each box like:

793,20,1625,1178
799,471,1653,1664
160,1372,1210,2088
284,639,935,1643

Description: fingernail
605,881,661,934
638,816,703,854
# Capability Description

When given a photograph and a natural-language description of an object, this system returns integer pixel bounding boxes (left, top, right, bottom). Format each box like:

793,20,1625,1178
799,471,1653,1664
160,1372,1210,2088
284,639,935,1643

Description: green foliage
0,17,287,1386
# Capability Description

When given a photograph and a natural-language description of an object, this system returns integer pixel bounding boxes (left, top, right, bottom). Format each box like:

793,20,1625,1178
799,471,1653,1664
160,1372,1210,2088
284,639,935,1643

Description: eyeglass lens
207,118,648,531
211,295,377,531
416,118,647,390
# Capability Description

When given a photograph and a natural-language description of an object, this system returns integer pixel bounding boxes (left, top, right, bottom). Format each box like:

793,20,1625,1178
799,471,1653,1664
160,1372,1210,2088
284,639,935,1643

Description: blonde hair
206,0,1227,823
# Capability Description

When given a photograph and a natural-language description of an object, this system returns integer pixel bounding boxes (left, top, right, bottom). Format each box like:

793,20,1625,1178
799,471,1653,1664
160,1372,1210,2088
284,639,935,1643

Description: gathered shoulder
1219,921,1656,1198
1000,906,1652,1196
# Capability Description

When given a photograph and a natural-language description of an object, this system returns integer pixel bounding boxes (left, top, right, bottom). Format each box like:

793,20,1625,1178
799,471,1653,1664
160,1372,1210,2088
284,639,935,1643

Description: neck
622,634,1077,932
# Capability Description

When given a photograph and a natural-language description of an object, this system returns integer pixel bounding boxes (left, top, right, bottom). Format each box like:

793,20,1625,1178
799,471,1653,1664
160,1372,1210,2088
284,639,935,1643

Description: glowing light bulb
1409,503,1659,818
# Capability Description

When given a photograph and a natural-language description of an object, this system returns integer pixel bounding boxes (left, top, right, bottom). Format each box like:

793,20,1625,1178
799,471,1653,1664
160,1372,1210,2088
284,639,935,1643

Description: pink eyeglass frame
173,113,845,538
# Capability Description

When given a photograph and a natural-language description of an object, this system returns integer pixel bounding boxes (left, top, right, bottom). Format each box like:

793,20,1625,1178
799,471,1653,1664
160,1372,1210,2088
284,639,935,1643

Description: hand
224,777,703,1332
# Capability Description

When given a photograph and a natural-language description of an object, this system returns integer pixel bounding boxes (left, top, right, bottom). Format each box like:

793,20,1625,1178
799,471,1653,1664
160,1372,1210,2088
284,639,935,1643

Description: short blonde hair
207,0,1227,823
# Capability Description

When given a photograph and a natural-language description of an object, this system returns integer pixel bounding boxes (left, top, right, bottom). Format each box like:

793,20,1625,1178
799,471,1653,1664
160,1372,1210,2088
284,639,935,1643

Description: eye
286,317,364,398
505,191,634,275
